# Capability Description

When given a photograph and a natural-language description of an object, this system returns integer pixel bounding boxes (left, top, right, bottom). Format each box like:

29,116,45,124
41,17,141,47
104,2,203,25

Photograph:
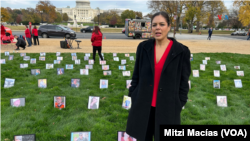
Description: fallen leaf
102,97,106,100
53,122,54,124
35,109,36,111
188,99,192,101
241,117,245,119
64,135,66,137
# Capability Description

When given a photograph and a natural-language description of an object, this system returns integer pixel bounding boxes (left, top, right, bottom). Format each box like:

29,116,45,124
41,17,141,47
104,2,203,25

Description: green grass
1,52,250,141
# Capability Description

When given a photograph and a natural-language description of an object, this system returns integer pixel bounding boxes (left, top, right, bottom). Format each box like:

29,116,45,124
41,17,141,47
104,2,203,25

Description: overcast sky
1,0,234,17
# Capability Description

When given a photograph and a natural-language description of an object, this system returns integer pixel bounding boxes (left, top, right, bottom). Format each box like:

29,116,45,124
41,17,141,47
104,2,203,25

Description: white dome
75,0,91,8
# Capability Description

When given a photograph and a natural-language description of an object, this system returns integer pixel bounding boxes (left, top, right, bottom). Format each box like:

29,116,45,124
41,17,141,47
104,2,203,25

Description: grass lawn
1,52,250,141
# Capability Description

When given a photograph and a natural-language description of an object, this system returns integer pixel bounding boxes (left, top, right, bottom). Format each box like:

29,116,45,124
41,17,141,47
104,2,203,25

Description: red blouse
152,40,173,107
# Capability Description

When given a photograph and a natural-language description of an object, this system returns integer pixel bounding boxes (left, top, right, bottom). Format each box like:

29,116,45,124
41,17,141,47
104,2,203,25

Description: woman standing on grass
91,26,104,62
25,25,32,47
126,11,191,141
32,25,39,45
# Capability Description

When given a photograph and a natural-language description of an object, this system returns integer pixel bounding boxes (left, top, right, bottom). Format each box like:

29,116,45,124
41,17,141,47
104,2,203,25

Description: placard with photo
100,60,106,65
190,57,193,61
126,80,132,89
205,57,210,60
123,71,131,76
102,65,109,70
54,96,66,109
71,79,80,88
31,69,40,75
88,96,100,109
117,131,137,141
234,79,242,88
85,65,93,69
57,57,63,60
188,80,191,89
129,56,134,61
119,66,126,70
30,58,36,64
8,55,14,60
4,78,15,88
20,63,28,68
114,57,119,61
57,68,64,75
14,134,35,141
40,52,46,56
70,132,91,141
236,71,244,76
88,59,94,64
100,79,108,88
103,71,111,76
113,53,117,56
56,52,61,56
213,80,220,89
75,59,80,64
234,66,240,69
5,51,9,56
125,54,130,57
216,96,227,107
38,79,47,88
23,56,30,61
216,61,221,64
85,53,90,57
121,59,126,65
220,65,226,71
71,53,76,56
80,69,89,75
54,60,61,64
20,53,26,57
200,64,205,71
66,64,73,69
202,60,207,65
122,95,131,110
192,70,199,77
84,56,89,61
39,56,45,61
214,70,220,77
46,64,54,69
72,56,77,60
11,98,25,107
0,59,6,64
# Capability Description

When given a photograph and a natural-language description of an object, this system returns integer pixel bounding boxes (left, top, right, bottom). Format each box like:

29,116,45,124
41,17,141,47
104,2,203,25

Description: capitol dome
76,0,91,8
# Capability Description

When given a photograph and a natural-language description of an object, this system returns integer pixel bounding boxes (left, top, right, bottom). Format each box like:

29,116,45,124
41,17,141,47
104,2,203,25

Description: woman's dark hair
34,25,37,29
25,25,28,28
151,11,171,26
93,26,101,34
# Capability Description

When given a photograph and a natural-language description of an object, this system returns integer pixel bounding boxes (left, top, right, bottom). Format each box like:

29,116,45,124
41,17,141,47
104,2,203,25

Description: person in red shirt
0,23,5,35
25,25,32,47
32,25,39,45
126,11,191,141
91,26,104,62
29,22,33,44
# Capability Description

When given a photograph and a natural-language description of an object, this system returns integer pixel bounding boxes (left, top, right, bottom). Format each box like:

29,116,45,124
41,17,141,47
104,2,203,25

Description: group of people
14,23,39,50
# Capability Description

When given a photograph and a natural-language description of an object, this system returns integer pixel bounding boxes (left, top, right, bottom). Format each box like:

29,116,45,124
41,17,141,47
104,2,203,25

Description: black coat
208,29,213,35
126,37,191,141
16,37,26,47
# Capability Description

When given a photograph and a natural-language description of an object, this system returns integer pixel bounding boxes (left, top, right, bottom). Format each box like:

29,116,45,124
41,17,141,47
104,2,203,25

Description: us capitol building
55,0,104,23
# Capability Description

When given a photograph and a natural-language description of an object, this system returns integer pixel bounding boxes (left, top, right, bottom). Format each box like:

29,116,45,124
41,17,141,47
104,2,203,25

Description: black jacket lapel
161,37,184,73
143,38,184,76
